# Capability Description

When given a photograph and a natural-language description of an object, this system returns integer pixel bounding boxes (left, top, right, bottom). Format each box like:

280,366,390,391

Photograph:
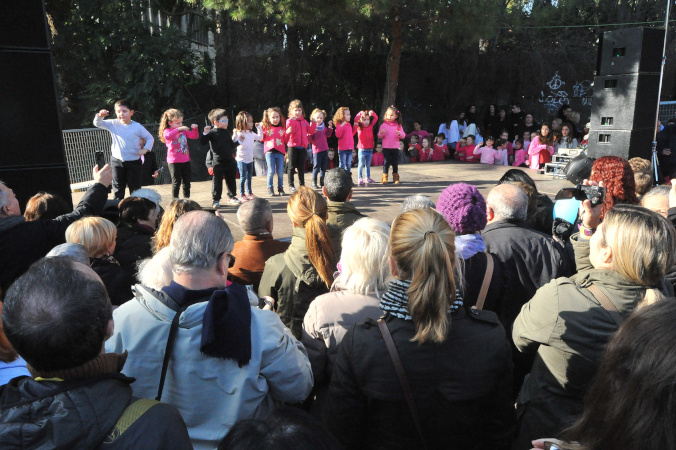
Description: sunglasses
218,118,229,123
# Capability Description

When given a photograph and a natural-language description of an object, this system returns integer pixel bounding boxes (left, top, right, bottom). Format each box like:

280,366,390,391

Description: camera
555,184,605,207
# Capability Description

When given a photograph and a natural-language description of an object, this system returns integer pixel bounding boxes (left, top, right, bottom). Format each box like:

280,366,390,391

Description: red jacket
286,117,316,148
335,122,356,151
354,111,379,149
262,125,290,155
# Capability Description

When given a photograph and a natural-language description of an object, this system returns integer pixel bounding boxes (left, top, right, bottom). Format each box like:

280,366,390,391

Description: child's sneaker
247,193,255,200
278,187,286,196
212,201,220,208
358,178,363,186
367,177,376,184
228,197,240,205
267,188,275,197
311,182,319,189
239,194,249,203
289,186,297,193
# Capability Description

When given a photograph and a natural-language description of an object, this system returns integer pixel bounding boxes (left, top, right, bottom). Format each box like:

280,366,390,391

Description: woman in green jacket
512,202,676,450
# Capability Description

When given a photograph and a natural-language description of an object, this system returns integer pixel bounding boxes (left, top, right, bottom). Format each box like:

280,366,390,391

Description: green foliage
48,0,208,126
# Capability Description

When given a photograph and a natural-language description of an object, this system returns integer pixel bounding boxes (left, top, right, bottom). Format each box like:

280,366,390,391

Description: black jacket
91,255,134,306
0,183,108,295
326,309,515,450
460,251,504,311
0,374,191,449
201,128,237,167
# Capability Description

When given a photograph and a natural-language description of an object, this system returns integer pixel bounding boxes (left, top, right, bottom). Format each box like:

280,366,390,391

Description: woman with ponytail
512,202,676,450
326,208,515,449
259,186,336,339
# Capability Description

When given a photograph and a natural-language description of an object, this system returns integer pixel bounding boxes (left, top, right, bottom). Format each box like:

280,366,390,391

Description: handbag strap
156,303,190,401
377,318,428,450
474,253,495,310
586,284,622,326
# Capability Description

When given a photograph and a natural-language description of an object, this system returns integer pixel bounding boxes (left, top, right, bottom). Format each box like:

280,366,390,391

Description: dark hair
538,122,554,146
114,98,132,110
208,108,227,124
437,132,446,139
496,139,507,147
118,196,155,224
323,168,353,202
219,407,342,450
2,257,112,372
498,169,538,193
24,192,71,221
562,299,676,450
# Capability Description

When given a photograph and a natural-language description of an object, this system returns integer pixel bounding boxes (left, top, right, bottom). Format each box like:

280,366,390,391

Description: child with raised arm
433,134,450,161
285,99,316,193
159,108,198,199
93,99,154,200
354,110,378,186
377,106,404,184
201,108,239,207
310,108,333,189
333,106,355,173
261,106,289,196
233,111,264,202
472,136,502,165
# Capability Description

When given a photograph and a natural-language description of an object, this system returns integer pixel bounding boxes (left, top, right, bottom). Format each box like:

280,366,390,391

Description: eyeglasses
218,118,229,123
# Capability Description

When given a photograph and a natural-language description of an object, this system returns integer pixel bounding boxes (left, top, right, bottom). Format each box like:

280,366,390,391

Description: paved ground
73,161,573,242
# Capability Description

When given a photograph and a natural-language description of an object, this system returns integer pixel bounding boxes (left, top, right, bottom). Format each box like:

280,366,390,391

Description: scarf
379,279,463,320
162,281,252,366
316,123,325,132
455,233,486,259
28,352,128,380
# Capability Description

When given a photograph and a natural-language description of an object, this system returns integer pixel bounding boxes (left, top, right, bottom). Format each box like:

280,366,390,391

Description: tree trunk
380,6,403,117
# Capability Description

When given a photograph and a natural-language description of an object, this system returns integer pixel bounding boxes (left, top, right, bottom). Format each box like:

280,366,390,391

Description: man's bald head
486,184,529,223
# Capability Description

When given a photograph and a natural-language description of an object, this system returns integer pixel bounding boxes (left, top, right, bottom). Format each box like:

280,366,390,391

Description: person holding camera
510,184,676,450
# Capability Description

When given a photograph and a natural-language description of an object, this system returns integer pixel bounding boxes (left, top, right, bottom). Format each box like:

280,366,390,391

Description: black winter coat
90,255,134,306
460,251,504,311
326,309,515,450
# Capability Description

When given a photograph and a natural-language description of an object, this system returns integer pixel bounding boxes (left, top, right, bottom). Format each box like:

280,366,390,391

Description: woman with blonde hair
152,199,202,253
512,202,676,449
326,208,514,449
259,186,336,339
66,216,132,305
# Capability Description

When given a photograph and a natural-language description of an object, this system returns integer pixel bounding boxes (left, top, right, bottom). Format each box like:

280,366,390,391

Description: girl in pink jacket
334,107,355,173
159,108,199,199
472,137,502,165
377,106,404,184
285,99,316,192
527,123,555,170
310,108,333,189
354,110,378,186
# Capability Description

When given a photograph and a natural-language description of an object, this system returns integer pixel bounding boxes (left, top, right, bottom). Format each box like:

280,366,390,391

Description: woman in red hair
589,156,639,219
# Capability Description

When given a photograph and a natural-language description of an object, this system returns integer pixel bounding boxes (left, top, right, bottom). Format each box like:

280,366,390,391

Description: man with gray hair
482,183,571,397
641,184,670,218
400,194,435,213
106,211,313,450
323,168,367,255
229,198,289,292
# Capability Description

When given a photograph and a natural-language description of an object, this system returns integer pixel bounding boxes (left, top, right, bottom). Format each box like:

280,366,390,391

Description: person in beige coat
302,218,390,415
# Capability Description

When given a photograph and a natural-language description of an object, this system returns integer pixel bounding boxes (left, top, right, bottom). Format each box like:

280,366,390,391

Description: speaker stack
0,0,74,210
587,28,663,160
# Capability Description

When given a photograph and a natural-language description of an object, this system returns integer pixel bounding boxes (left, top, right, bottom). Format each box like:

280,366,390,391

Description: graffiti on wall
539,72,593,113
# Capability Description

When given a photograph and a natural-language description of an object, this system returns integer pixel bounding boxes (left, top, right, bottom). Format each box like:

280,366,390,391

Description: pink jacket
377,121,404,149
286,117,316,148
334,122,355,151
311,125,333,154
473,145,502,164
513,148,526,167
353,111,379,149
527,137,554,169
164,127,199,163
262,125,290,155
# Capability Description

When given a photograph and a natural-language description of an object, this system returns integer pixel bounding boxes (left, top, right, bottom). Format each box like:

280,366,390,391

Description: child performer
377,106,404,184
494,139,509,165
472,137,502,165
527,123,555,170
408,135,421,163
94,99,154,200
202,108,239,207
512,139,527,167
159,108,198,199
354,110,378,186
233,111,263,202
327,149,337,170
433,134,450,161
333,107,355,173
455,135,478,162
260,107,289,197
398,140,410,164
420,136,434,162
285,99,316,192
310,108,333,189
372,143,384,167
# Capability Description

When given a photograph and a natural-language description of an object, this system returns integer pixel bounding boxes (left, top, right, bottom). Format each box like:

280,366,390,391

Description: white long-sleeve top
233,127,264,163
93,115,154,161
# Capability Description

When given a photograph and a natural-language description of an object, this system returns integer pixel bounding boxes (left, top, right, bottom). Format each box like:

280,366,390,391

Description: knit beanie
436,183,487,234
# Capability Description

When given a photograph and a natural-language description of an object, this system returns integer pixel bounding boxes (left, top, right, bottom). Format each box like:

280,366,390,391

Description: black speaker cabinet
589,74,660,130
587,129,654,160
596,28,663,75
0,0,73,211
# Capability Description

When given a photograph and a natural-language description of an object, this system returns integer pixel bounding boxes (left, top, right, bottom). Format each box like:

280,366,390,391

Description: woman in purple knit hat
436,183,504,312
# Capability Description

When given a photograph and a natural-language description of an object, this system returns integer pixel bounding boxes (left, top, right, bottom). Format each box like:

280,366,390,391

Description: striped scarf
380,279,463,320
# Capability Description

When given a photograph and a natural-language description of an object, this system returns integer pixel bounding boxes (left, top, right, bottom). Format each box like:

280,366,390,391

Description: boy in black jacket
201,108,239,207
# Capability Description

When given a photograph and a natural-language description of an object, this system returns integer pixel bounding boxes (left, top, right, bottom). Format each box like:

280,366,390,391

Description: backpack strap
105,398,159,444
586,284,622,326
473,253,495,311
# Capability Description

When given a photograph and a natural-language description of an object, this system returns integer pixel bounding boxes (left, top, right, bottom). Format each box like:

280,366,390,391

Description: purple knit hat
436,183,487,234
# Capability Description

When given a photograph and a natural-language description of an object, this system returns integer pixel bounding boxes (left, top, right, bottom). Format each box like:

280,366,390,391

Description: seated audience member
45,242,90,265
326,208,515,449
405,120,431,141
0,302,29,386
527,123,555,170
482,183,571,397
153,198,201,253
259,187,336,339
512,203,675,450
23,192,71,221
531,299,676,450
0,257,191,448
371,143,384,167
130,187,163,222
219,407,342,450
455,135,478,162
436,183,503,310
136,247,172,291
589,156,639,220
556,124,578,150
66,216,132,306
302,218,390,412
407,135,421,163
114,196,158,277
229,198,289,292
628,157,653,198
106,211,313,449
0,164,111,296
400,194,435,213
322,168,367,256
498,169,555,236
641,184,670,217
398,140,410,164
433,134,450,160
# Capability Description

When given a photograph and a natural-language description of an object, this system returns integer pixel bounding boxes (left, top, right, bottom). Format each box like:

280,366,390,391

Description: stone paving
73,160,573,242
